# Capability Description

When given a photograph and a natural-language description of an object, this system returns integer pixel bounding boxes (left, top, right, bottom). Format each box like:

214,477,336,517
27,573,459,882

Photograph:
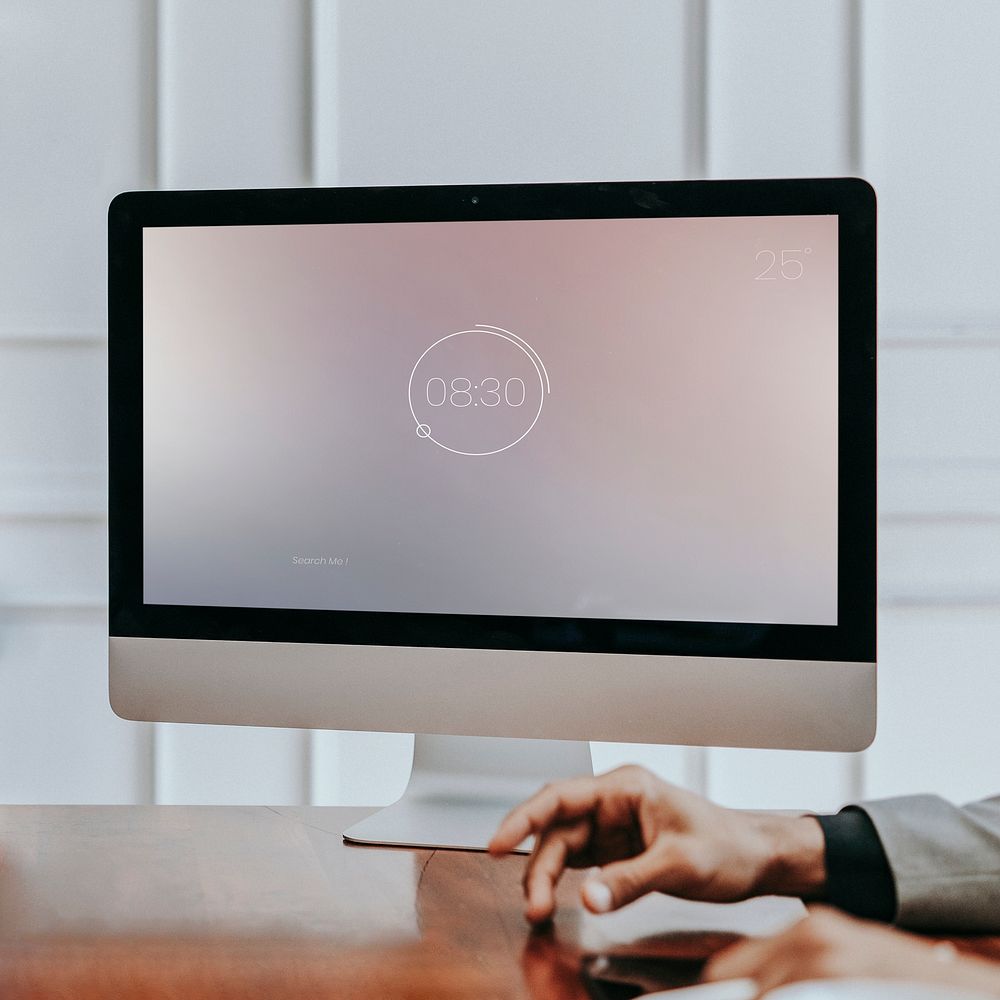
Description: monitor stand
342,734,594,852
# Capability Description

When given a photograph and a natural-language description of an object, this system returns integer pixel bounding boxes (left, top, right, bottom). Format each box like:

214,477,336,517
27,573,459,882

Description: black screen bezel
109,178,876,662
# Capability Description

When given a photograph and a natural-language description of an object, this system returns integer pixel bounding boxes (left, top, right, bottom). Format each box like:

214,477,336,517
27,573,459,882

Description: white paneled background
3,0,999,810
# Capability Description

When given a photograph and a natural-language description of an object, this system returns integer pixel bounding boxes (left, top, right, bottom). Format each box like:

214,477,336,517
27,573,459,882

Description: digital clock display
408,325,549,456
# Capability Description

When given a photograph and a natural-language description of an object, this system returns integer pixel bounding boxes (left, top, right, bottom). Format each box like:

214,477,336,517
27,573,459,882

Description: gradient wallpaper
143,214,838,625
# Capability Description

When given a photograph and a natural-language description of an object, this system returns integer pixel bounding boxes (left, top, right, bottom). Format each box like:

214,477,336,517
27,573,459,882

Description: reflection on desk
0,937,509,1000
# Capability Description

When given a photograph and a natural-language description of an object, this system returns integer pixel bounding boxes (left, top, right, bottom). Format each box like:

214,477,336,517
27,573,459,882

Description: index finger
488,775,604,856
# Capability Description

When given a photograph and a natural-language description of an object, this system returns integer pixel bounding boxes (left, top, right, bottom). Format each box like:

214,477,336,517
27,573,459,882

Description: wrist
750,813,827,899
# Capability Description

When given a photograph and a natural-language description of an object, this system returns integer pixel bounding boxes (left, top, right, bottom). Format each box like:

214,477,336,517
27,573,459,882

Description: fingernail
583,880,613,913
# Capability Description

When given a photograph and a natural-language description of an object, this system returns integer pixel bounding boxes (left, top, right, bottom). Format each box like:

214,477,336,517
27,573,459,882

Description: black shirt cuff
815,806,897,922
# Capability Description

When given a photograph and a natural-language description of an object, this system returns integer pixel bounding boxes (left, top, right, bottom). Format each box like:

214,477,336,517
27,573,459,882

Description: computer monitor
108,179,876,851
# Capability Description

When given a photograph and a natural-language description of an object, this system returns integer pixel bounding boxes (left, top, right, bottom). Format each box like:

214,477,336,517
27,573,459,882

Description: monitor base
342,734,594,852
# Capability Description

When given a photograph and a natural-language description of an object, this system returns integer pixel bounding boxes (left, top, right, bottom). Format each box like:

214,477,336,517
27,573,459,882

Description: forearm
757,795,1000,932
746,813,828,898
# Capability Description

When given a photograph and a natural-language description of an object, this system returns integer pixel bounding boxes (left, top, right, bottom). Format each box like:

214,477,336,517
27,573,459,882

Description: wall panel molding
0,520,107,608
879,518,1000,607
682,0,708,179
0,464,106,521
0,1,155,335
880,463,1000,521
705,0,854,178
880,326,1000,348
323,0,691,187
154,724,312,806
157,0,311,189
866,606,1000,803
0,607,152,804
878,340,1000,465
0,329,107,346
0,342,107,498
860,1,1000,325
150,0,316,804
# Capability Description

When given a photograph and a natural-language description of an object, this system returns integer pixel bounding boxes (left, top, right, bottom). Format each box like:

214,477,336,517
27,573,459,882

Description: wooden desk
0,805,802,998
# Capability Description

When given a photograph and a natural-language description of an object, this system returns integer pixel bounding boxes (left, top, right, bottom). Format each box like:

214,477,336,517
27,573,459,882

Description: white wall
3,0,999,810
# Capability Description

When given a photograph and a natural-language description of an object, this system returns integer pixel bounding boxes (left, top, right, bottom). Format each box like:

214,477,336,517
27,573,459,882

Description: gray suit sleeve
857,794,1000,932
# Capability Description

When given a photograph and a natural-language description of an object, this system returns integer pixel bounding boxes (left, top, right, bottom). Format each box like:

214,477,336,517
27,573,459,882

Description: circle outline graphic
408,325,549,456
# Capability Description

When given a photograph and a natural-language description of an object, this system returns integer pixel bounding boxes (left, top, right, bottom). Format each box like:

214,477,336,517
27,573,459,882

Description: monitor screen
141,214,838,627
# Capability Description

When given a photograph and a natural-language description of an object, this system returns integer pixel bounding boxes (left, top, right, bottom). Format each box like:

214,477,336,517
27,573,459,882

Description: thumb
582,844,670,913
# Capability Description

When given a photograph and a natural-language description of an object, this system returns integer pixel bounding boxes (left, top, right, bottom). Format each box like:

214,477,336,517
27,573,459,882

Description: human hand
488,765,826,924
703,906,1000,997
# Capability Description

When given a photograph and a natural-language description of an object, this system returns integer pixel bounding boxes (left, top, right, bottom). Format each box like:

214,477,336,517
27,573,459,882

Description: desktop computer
108,179,876,850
